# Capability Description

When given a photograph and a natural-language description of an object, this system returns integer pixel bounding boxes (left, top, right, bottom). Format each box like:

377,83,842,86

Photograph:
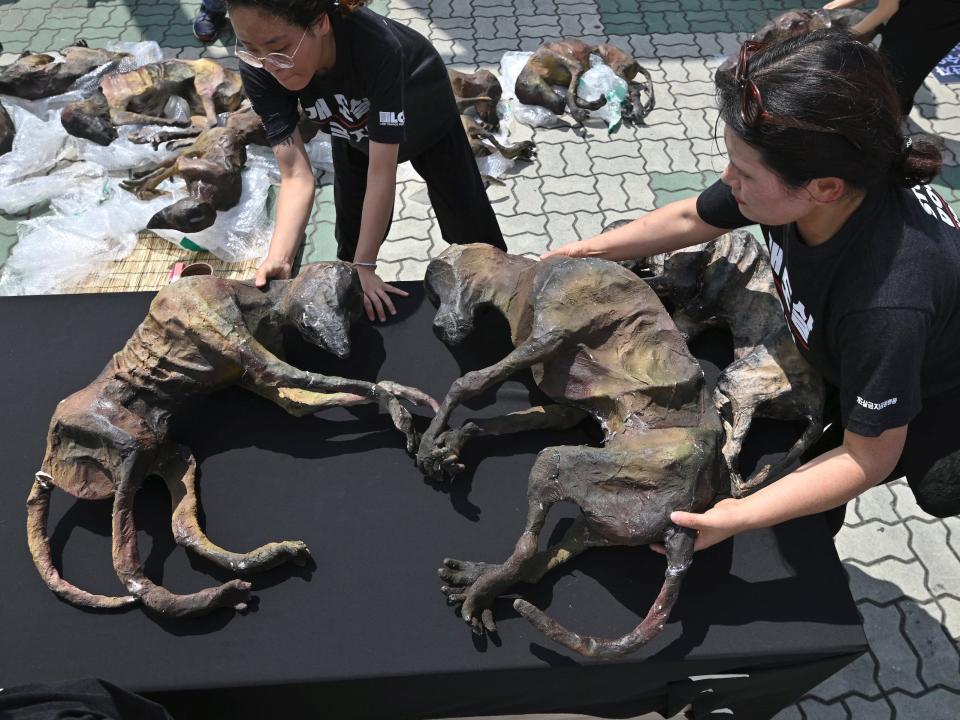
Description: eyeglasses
735,40,861,150
235,27,308,70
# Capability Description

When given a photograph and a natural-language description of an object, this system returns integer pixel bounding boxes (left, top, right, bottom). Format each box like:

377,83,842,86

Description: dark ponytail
717,29,943,190
224,0,368,29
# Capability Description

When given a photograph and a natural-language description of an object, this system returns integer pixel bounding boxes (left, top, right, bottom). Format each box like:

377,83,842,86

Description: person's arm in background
256,127,316,287
654,425,907,552
823,0,900,41
541,196,728,261
351,139,409,322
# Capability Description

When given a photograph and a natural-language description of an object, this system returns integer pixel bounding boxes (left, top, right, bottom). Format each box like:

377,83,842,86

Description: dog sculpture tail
512,559,689,659
26,473,139,610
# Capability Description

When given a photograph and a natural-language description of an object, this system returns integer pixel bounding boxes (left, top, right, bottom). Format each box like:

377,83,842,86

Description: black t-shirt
240,7,455,161
697,180,960,437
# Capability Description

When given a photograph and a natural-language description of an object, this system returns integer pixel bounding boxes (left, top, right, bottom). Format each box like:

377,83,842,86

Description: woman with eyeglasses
225,0,507,321
545,30,960,551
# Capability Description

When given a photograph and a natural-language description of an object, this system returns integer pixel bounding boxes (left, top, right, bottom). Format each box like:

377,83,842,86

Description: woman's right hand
255,256,293,288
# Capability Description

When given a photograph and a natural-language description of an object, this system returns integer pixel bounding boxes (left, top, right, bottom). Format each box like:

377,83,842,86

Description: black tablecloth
0,283,866,720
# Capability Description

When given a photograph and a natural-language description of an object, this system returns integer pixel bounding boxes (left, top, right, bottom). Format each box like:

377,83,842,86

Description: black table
0,283,866,720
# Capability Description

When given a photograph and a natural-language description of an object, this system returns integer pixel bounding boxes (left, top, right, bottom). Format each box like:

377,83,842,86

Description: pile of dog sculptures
0,42,132,156
515,39,655,126
637,230,826,498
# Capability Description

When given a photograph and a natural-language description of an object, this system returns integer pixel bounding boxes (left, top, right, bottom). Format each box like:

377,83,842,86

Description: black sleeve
695,180,753,230
365,25,406,145
837,308,927,436
240,64,300,146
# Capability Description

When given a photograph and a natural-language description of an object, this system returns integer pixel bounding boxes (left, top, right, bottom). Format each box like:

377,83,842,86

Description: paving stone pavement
1,0,960,717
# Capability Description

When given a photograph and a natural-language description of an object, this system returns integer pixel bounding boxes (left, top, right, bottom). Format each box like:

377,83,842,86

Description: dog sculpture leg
515,525,696,658
418,332,567,479
160,446,311,574
420,404,589,478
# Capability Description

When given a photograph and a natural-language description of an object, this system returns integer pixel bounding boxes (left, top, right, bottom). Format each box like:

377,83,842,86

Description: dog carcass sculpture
417,244,721,658
28,263,436,618
639,230,825,497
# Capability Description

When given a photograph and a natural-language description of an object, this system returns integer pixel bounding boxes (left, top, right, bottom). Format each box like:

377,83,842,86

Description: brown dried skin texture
60,59,244,146
448,70,536,165
640,230,825,498
28,262,437,618
123,105,320,233
449,68,502,131
0,45,129,100
0,101,13,156
460,115,536,162
515,40,655,125
419,244,722,658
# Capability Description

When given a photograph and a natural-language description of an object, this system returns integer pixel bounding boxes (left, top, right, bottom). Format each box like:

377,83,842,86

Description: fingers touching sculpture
28,263,437,618
418,244,721,658
61,59,244,146
639,231,825,497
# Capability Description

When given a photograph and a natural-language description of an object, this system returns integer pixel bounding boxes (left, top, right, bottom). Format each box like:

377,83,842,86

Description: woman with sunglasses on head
225,0,507,321
544,29,960,552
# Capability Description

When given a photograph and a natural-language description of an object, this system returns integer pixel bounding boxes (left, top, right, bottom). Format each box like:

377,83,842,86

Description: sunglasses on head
735,40,861,151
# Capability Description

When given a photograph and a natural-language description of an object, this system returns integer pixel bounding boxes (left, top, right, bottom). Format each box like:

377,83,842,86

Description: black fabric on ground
0,285,864,720
0,678,173,720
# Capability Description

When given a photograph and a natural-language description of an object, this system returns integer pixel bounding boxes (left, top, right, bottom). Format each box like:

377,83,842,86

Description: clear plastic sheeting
0,104,69,186
475,152,514,179
66,124,180,172
0,41,164,119
0,161,106,215
163,95,191,123
578,56,628,132
499,51,562,128
304,134,334,173
0,177,182,295
151,147,277,263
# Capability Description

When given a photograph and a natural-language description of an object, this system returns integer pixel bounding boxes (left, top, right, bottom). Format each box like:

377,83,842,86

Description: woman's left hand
650,497,749,554
356,265,409,322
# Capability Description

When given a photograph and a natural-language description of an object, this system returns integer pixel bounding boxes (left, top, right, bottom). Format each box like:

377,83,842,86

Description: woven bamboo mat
68,232,261,294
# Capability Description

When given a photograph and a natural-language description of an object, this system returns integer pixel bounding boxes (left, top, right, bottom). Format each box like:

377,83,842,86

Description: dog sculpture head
282,262,363,359
425,244,515,346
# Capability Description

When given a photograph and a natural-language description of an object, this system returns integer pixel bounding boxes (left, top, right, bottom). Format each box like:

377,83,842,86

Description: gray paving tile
842,695,893,719
899,599,960,689
796,697,848,720
907,518,960,598
803,648,883,702
835,520,914,565
844,559,932,606
860,603,925,694
888,688,960,718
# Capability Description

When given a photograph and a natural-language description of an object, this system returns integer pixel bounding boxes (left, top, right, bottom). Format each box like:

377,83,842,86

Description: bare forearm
577,197,725,261
353,165,397,264
269,175,316,264
737,447,877,530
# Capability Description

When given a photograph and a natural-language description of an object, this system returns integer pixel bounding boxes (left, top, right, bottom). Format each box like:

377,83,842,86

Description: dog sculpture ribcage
642,231,825,497
28,263,433,618
416,244,721,658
